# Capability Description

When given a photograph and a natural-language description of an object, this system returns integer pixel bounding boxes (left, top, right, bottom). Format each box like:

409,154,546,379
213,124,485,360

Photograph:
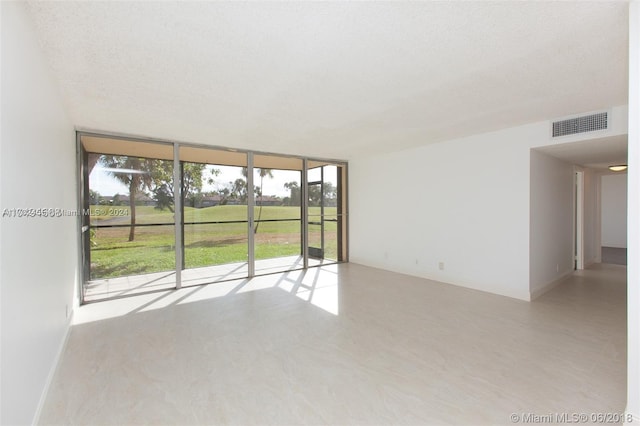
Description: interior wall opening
600,171,628,265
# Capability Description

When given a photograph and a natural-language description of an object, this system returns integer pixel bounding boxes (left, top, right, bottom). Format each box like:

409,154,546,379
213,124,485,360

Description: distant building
103,194,156,207
255,196,281,206
199,195,223,208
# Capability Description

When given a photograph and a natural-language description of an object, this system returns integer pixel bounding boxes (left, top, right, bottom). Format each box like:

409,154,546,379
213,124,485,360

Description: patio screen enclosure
78,132,348,303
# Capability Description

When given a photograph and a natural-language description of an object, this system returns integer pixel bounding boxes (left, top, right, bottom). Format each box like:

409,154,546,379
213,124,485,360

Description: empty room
1,1,639,425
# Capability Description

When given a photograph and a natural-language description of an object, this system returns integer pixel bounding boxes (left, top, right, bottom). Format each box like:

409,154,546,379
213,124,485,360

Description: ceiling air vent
552,112,608,137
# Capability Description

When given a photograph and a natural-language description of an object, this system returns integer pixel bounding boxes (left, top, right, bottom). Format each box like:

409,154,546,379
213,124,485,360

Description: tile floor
85,255,332,302
40,263,626,425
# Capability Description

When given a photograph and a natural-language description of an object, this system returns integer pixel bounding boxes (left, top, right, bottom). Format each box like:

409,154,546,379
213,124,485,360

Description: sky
90,165,337,198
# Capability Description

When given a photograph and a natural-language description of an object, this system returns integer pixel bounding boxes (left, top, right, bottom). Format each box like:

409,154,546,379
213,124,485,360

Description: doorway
307,162,345,266
307,179,324,259
574,170,584,270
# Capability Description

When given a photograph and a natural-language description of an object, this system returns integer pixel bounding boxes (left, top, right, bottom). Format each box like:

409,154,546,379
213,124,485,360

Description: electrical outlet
556,264,559,273
439,262,445,271
65,304,69,318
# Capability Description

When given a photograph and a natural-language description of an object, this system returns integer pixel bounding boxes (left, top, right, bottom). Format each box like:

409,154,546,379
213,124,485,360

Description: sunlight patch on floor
75,263,340,324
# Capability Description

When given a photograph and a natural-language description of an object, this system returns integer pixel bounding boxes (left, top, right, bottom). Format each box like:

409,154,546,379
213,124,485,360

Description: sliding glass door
253,155,303,275
82,137,176,301
180,147,249,287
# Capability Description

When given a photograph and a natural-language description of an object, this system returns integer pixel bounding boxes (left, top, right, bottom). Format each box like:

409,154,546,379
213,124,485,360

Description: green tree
215,186,231,205
147,162,217,211
323,182,337,206
284,181,300,206
99,156,153,242
229,179,248,203
89,189,101,205
308,184,321,207
307,182,336,207
242,168,273,233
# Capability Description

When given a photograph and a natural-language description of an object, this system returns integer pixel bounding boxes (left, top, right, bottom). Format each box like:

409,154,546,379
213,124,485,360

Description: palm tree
241,167,274,233
254,168,274,233
284,181,300,206
230,178,248,203
99,155,152,242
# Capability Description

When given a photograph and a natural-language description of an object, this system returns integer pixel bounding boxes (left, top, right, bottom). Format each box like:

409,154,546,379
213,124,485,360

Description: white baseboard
530,270,573,301
349,260,530,301
32,309,74,425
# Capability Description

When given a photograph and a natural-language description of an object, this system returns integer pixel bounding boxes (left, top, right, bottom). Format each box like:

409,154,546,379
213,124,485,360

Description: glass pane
184,223,248,267
324,215,338,261
181,159,249,285
89,155,174,227
253,164,302,274
308,182,322,211
90,225,176,279
182,164,248,219
87,151,177,302
254,220,303,274
85,225,176,301
308,222,322,255
182,223,248,286
322,165,338,208
308,166,321,183
323,165,339,262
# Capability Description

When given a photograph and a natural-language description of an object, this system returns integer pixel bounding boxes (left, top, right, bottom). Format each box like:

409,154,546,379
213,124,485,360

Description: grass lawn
90,205,338,279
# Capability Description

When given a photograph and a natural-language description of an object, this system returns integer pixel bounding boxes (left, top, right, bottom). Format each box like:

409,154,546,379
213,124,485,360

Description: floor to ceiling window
79,133,348,303
253,155,303,275
81,136,177,302
180,146,250,287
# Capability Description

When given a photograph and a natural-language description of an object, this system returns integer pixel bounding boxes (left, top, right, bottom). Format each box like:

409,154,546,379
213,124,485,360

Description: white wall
601,173,628,248
626,1,639,422
350,124,532,300
1,3,78,425
350,105,628,301
529,151,574,296
583,168,601,266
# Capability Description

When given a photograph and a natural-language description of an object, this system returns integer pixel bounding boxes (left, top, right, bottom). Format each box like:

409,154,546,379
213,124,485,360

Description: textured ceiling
27,1,629,160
